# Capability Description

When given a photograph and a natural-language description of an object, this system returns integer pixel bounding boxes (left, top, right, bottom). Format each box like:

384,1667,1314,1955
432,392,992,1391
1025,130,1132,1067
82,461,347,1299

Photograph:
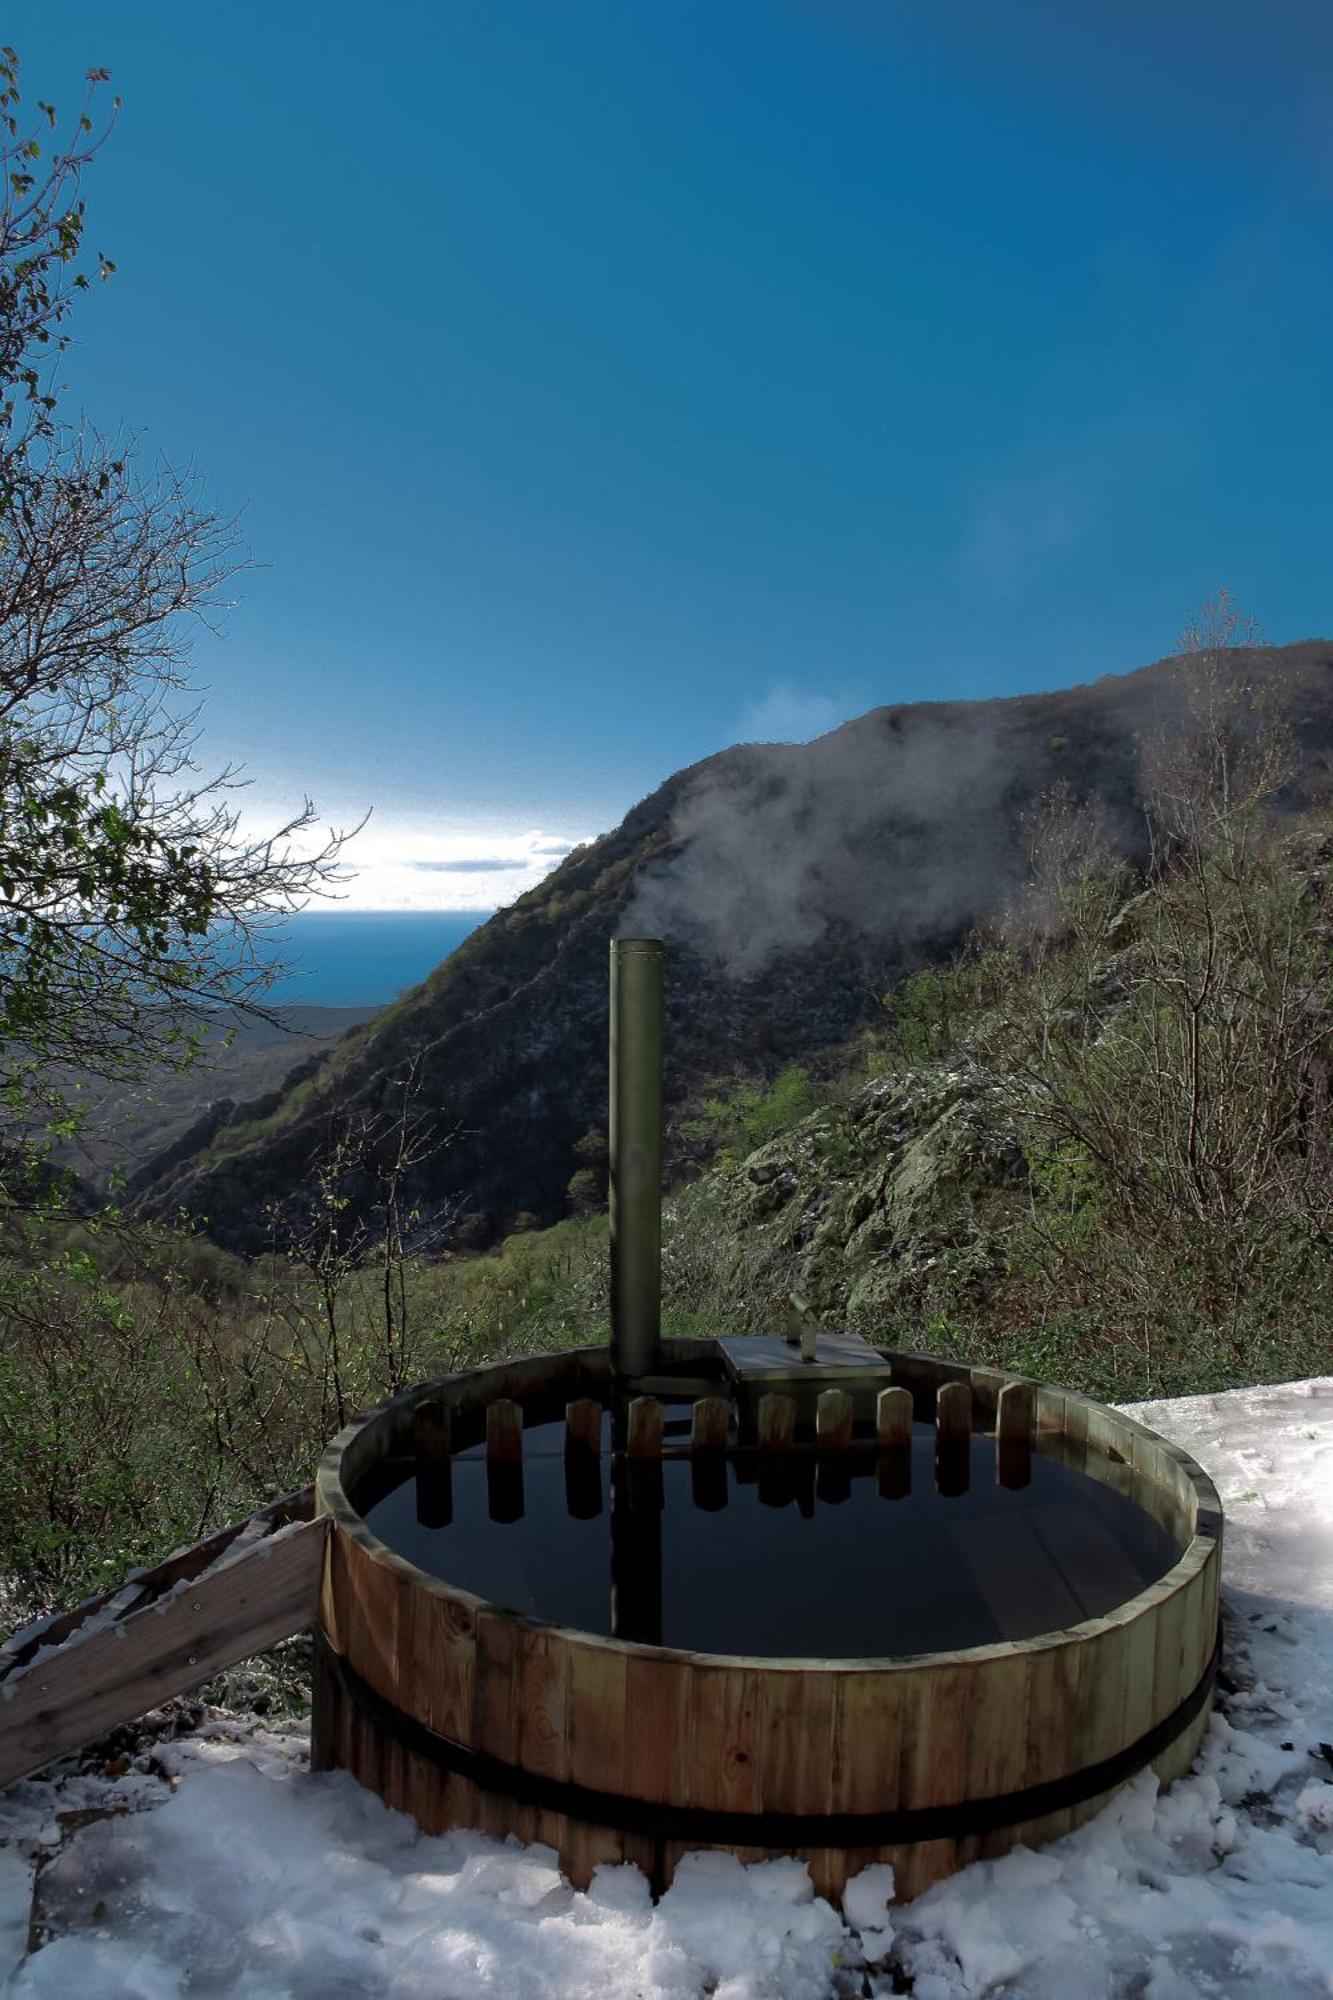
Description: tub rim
314,1338,1222,1677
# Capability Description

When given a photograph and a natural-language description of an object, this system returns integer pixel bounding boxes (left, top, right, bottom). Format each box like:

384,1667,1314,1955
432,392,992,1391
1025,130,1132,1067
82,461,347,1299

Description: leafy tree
0,49,350,1161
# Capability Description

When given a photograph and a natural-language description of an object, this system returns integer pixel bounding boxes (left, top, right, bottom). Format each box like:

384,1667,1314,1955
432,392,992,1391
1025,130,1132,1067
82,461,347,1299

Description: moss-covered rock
670,1062,1031,1334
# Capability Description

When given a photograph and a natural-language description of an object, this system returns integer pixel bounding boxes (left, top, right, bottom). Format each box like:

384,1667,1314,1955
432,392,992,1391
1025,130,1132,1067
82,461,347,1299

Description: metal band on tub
312,1627,1219,1849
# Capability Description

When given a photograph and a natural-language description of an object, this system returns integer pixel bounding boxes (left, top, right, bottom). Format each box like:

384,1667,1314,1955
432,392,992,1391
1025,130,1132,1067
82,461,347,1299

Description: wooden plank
1060,1392,1090,1474
624,1652,691,1810
719,1330,889,1382
407,1738,454,1839
337,1531,403,1702
936,1380,972,1497
626,1396,663,1457
565,1642,632,1888
948,1506,1086,1642
962,1650,1029,1801
995,1381,1034,1490
412,1398,451,1465
669,1660,765,1875
1023,1635,1084,1792
899,1661,971,1808
309,1627,339,1772
412,1402,452,1530
836,1672,908,1816
756,1393,795,1450
0,1516,327,1789
815,1388,853,1450
1151,1575,1192,1719
565,1449,603,1520
690,1396,730,1452
690,1451,729,1513
1026,1498,1160,1626
514,1623,570,1852
760,1667,834,1815
486,1398,524,1465
1128,1429,1165,1525
1074,1616,1148,1770
565,1397,605,1517
877,1385,913,1452
407,1589,475,1744
1153,1695,1211,1789
935,1380,972,1445
470,1607,521,1844
515,1626,570,1781
878,1451,911,1501
402,1582,477,1837
0,1487,315,1683
565,1398,603,1455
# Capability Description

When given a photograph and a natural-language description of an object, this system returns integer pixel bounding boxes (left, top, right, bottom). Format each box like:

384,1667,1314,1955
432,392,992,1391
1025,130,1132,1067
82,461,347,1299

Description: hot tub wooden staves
312,1341,1222,1907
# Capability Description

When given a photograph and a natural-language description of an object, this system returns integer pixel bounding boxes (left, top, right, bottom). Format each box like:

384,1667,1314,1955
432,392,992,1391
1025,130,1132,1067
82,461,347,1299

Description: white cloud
741,682,845,743
243,803,595,911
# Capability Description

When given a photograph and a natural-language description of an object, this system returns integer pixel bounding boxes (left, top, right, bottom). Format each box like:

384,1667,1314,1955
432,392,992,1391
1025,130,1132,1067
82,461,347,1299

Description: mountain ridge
133,640,1333,1253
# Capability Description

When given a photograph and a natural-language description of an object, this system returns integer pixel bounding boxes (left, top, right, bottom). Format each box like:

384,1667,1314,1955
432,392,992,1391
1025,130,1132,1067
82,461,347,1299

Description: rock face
132,642,1333,1254
671,1063,1031,1333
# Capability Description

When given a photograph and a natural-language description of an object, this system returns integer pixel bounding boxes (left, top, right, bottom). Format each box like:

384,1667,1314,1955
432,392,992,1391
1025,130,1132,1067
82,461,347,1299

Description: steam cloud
621,705,1039,979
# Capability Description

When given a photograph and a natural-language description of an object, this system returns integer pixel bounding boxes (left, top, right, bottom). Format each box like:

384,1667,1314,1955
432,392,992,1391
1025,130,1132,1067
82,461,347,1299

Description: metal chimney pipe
608,937,663,1380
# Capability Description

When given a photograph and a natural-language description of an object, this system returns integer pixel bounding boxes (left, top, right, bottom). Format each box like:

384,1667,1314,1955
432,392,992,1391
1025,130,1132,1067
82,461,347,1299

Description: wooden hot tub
311,1340,1222,1906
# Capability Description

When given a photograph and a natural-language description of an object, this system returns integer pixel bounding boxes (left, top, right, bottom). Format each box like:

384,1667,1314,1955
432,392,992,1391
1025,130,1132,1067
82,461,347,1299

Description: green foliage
876,961,994,1069
677,1065,815,1162
0,46,117,453
0,1245,209,1617
0,1206,619,1628
565,1167,601,1214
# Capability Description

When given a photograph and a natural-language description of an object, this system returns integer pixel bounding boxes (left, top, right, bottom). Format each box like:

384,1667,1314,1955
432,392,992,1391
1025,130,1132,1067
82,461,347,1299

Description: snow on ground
1,1377,1332,1998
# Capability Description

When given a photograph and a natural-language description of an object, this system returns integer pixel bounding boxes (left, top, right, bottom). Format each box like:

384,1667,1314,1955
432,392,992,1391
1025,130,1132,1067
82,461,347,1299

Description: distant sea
259,910,491,1007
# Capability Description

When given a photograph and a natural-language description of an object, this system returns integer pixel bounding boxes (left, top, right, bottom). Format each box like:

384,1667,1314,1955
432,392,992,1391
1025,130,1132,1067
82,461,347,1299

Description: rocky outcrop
670,1062,1031,1333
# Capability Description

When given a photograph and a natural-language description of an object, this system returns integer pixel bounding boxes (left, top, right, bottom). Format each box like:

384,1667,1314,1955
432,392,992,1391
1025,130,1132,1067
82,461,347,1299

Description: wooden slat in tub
515,1624,571,1852
835,1668,907,1814
1023,1633,1085,1790
1151,1575,1194,1722
1073,1609,1156,1770
659,1659,764,1882
338,1535,403,1703
624,1652,692,1808
962,1649,1029,1802
899,1661,971,1810
565,1642,645,1887
758,1666,834,1816
471,1608,522,1844
679,1658,763,1868
400,1585,476,1831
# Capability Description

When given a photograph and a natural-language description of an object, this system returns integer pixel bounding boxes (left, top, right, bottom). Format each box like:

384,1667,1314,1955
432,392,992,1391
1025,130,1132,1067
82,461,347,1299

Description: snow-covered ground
2,1377,1332,1998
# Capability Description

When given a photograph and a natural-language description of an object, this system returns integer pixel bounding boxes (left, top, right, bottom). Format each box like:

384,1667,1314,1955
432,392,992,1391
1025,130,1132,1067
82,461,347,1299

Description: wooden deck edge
0,1496,326,1791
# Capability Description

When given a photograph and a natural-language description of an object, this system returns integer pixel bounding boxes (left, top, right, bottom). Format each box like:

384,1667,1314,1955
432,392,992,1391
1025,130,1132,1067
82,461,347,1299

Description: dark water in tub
357,1418,1180,1658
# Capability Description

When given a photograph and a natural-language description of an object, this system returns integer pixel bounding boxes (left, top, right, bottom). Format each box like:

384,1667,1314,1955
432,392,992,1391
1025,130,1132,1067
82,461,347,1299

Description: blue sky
14,1,1333,907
